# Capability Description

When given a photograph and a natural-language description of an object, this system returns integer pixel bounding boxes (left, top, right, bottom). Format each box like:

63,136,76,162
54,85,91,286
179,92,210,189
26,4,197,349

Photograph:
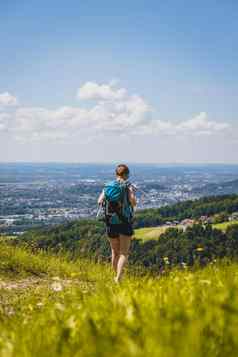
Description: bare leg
109,238,120,273
115,235,131,282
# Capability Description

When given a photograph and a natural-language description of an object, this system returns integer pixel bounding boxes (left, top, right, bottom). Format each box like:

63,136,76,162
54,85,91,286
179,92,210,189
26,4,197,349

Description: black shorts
106,224,134,238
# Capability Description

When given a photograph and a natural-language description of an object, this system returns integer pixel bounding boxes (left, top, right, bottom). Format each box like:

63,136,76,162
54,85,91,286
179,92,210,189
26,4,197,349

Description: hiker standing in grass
98,164,137,283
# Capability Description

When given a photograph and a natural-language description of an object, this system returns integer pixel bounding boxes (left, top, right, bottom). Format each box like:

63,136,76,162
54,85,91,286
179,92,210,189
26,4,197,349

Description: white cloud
0,113,11,131
0,92,18,107
176,112,230,135
77,81,127,101
11,106,89,140
131,111,230,137
0,82,231,141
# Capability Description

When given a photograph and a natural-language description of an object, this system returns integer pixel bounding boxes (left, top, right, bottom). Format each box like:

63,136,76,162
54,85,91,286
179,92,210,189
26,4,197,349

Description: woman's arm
98,190,105,205
128,186,137,207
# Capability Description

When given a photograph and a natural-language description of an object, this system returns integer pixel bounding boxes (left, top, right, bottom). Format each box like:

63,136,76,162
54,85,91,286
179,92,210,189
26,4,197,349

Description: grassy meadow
213,220,238,231
134,220,238,241
134,226,168,241
1,241,238,356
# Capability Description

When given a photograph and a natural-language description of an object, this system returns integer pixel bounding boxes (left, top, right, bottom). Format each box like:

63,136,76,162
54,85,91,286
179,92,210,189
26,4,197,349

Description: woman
98,164,136,283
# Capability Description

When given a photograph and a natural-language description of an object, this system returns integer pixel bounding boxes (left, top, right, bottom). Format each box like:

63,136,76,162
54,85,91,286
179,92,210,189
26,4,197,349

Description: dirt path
0,276,85,291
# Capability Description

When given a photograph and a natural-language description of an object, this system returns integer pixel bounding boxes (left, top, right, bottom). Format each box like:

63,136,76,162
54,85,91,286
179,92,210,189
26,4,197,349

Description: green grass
0,240,109,281
134,226,169,241
1,242,238,356
213,220,238,231
135,220,238,241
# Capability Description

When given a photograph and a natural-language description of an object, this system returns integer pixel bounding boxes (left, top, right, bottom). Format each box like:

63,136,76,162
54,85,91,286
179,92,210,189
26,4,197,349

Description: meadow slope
134,220,238,241
1,242,238,357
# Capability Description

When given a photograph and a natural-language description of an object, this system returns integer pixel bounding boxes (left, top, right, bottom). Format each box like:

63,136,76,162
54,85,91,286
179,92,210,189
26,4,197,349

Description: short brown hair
115,164,130,178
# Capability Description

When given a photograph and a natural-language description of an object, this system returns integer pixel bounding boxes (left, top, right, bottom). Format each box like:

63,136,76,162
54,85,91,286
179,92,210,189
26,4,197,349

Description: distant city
1,163,238,235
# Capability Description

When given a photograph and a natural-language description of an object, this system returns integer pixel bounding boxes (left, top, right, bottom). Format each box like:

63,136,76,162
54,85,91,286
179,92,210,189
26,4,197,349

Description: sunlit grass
135,219,238,242
213,220,238,231
0,241,110,283
134,226,169,241
1,242,238,356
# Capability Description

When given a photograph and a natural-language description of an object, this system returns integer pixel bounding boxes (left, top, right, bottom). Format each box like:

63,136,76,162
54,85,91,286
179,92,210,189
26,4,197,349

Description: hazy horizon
1,161,238,166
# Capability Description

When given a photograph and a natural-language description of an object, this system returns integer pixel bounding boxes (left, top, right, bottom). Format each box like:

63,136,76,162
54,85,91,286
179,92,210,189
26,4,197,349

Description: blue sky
0,0,238,163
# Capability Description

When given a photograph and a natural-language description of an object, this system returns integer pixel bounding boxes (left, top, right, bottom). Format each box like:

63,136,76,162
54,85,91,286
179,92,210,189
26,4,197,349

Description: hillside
134,194,238,228
20,216,238,271
134,220,238,241
1,241,238,357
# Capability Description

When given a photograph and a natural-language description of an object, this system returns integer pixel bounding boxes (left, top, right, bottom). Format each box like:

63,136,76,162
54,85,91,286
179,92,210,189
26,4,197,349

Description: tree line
134,194,238,227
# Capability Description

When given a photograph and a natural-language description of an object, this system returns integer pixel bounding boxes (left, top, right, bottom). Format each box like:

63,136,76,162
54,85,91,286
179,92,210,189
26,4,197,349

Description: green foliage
212,212,229,224
132,224,238,269
21,219,110,261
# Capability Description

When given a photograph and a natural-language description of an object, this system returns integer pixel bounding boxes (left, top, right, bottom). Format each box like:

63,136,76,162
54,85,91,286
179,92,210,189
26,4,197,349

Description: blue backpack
103,180,134,225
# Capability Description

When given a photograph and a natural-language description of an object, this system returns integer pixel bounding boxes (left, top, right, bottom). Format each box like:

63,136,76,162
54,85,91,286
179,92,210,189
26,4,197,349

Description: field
213,220,238,231
1,241,238,356
135,220,238,241
134,226,169,240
